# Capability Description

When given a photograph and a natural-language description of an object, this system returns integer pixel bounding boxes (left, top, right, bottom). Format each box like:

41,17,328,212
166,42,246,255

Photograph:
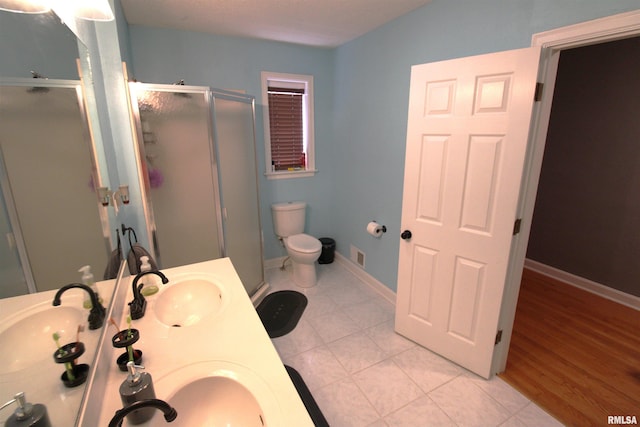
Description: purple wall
527,36,640,297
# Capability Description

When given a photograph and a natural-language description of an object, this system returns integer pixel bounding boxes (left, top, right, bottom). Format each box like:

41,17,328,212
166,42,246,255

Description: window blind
268,86,305,170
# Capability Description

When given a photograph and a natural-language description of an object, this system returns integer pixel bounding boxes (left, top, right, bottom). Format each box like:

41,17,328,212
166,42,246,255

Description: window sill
265,169,318,180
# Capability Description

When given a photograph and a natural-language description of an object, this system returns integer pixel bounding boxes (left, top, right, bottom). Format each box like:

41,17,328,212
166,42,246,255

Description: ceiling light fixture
0,0,114,21
0,0,50,13
57,0,114,21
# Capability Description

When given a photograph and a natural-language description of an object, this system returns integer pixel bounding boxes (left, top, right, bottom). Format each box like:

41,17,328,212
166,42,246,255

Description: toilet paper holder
367,221,387,237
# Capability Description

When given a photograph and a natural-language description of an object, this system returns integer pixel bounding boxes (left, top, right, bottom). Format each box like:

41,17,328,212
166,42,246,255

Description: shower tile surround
266,261,562,427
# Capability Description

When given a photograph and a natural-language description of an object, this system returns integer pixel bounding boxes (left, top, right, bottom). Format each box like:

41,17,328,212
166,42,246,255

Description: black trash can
318,238,336,264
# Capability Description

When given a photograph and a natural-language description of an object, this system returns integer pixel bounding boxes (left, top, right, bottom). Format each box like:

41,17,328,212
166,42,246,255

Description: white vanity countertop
0,279,115,427
91,258,313,426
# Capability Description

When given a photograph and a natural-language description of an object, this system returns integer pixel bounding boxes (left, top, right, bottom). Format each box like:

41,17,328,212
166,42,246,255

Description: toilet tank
272,201,306,237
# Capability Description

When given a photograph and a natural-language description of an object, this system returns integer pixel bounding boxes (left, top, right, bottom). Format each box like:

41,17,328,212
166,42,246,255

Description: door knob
401,230,412,240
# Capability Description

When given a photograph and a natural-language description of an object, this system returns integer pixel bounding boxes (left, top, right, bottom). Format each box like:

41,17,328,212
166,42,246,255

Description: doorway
526,35,640,296
493,10,640,375
501,33,640,425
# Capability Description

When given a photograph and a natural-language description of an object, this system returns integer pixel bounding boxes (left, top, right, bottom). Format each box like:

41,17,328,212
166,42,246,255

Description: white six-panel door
395,47,541,379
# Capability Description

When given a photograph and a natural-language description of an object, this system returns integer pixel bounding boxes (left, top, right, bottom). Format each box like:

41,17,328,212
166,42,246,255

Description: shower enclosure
128,83,265,296
0,79,111,297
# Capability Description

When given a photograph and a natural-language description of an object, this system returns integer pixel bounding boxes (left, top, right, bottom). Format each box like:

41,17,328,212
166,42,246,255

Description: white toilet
271,201,322,288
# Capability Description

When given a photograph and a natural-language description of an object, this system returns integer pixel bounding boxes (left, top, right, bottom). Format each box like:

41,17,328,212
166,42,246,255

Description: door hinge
513,218,522,235
534,82,544,102
495,329,503,345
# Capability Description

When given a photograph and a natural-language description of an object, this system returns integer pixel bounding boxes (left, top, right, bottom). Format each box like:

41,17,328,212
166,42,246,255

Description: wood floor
499,268,640,427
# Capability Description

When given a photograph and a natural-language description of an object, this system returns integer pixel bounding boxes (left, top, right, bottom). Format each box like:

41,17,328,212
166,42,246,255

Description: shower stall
128,83,265,296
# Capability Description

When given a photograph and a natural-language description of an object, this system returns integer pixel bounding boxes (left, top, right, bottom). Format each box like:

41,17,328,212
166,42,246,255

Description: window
261,72,315,179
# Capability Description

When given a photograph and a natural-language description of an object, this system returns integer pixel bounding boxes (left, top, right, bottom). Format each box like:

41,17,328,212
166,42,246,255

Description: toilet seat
286,234,321,254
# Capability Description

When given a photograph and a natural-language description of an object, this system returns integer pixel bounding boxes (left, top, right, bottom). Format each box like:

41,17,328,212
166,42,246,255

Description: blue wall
126,1,639,292
0,11,79,79
329,0,639,293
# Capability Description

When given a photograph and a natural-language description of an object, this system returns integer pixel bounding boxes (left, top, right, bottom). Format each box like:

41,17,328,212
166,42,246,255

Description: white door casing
395,47,541,379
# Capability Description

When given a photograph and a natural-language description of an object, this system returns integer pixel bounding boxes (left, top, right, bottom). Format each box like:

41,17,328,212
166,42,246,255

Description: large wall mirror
0,11,113,297
0,8,120,427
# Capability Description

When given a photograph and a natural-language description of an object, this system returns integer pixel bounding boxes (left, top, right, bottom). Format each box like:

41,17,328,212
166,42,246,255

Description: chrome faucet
53,283,106,330
108,399,177,427
129,270,169,320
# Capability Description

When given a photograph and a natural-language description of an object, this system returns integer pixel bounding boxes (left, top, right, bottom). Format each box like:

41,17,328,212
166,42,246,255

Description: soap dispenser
119,361,157,424
0,392,52,427
138,256,159,296
79,265,103,309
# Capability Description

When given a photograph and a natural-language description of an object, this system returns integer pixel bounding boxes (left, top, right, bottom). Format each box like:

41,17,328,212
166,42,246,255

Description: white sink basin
154,277,226,327
168,377,264,426
0,305,84,374
152,361,282,426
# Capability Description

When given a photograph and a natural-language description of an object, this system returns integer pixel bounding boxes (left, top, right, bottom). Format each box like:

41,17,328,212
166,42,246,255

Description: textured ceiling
120,0,432,48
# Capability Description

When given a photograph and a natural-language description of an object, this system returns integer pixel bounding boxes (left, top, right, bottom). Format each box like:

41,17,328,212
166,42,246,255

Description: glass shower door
211,89,264,296
129,84,224,269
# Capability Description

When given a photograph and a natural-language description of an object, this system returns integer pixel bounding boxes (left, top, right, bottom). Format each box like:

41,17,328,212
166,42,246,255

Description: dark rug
285,365,330,427
256,290,307,338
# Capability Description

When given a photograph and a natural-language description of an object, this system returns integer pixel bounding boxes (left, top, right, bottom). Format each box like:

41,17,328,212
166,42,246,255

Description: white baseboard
524,259,640,311
334,252,396,305
263,254,396,305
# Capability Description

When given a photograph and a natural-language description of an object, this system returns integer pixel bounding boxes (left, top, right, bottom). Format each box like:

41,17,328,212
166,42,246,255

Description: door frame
493,9,640,374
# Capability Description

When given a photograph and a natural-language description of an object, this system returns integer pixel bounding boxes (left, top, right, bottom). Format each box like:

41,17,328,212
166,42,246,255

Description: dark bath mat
285,365,330,427
256,290,307,338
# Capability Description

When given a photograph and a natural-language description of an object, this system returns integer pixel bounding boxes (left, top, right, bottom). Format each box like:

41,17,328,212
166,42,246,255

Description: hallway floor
500,268,640,426
266,260,561,427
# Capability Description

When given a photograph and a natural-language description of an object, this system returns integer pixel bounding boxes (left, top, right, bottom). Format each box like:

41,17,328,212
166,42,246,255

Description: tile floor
266,260,563,427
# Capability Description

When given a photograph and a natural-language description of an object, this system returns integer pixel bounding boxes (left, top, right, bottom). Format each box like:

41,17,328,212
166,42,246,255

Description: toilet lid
287,234,322,254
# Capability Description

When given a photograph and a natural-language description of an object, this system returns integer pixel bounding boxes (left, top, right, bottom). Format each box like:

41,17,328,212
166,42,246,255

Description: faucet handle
87,298,106,330
129,294,147,320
